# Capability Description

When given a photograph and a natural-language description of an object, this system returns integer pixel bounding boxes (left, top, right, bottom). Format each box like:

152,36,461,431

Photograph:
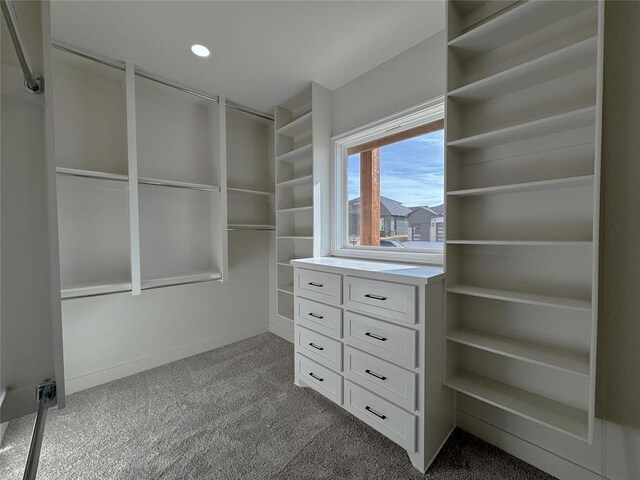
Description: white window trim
331,96,445,265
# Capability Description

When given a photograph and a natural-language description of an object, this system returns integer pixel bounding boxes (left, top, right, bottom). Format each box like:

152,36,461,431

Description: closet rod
51,42,274,121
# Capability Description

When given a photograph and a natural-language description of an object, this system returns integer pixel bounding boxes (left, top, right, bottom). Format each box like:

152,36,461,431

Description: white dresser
291,257,454,473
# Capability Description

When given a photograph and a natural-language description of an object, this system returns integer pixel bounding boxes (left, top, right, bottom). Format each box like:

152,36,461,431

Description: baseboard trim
65,324,268,395
269,322,293,343
457,410,603,480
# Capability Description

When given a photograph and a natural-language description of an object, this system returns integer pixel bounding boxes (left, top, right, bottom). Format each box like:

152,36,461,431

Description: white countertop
290,257,445,284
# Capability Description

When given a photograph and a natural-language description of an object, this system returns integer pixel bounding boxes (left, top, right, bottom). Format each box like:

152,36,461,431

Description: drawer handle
365,369,387,381
364,294,387,301
365,332,387,342
308,312,324,319
308,282,324,288
309,372,324,382
365,406,386,420
308,342,324,351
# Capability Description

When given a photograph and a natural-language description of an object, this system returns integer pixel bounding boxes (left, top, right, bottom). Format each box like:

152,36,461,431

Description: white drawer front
295,325,342,372
344,311,417,369
296,353,342,404
344,380,416,452
344,276,416,325
295,268,342,306
295,297,342,339
344,346,417,412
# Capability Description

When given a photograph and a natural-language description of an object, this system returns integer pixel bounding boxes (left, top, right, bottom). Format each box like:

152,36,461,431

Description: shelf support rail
22,380,57,480
1,0,43,93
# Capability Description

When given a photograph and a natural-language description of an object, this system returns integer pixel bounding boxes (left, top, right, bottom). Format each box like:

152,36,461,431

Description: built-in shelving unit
272,83,331,341
445,0,603,442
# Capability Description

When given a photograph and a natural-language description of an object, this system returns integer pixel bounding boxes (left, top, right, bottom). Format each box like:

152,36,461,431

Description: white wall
61,231,270,394
331,31,445,136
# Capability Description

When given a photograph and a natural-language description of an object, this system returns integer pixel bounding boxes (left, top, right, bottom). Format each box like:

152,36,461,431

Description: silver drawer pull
365,369,387,381
308,312,324,319
364,332,387,342
308,282,324,288
365,406,386,420
309,372,324,382
308,342,324,351
364,293,387,301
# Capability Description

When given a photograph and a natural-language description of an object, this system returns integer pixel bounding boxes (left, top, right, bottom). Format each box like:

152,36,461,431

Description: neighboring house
348,196,412,239
407,203,445,242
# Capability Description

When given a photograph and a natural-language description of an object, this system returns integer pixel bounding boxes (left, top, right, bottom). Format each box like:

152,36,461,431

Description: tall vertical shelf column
271,83,331,341
444,0,603,441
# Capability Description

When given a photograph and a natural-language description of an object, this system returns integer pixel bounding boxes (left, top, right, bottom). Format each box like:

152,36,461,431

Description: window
332,99,445,263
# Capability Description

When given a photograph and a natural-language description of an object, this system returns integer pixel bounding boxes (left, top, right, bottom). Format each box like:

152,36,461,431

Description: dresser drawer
295,268,342,306
295,325,342,372
344,276,416,324
295,297,342,339
344,380,416,452
344,311,417,369
343,346,417,412
296,353,342,404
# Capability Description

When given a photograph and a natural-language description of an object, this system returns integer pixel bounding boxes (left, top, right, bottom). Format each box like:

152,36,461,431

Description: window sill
331,247,443,267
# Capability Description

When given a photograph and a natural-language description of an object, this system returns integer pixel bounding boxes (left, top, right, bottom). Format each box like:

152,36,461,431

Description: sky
348,129,444,208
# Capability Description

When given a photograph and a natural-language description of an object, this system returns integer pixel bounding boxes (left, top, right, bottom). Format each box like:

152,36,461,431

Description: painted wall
61,231,271,394
331,31,445,136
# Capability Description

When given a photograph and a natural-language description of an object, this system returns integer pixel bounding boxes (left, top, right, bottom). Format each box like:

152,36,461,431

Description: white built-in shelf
276,144,312,163
277,311,294,322
138,176,221,193
447,175,594,196
227,224,275,231
448,106,596,149
56,167,128,183
448,285,591,312
227,187,274,197
449,37,598,103
141,272,222,290
277,174,313,188
277,205,313,213
61,281,132,299
278,284,294,295
447,328,590,376
449,0,592,54
447,240,592,247
277,260,293,268
277,235,313,240
276,111,312,138
445,371,588,440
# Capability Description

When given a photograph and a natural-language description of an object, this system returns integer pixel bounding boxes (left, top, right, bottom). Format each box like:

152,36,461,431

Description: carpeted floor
0,333,555,479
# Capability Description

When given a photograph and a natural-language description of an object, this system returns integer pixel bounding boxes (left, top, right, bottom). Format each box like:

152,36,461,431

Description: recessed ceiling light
191,44,210,58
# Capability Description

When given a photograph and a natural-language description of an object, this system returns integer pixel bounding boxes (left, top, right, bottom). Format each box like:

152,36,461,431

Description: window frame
331,96,445,265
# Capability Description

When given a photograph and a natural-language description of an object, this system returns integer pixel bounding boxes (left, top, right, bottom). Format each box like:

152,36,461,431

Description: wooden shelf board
276,110,312,138
61,281,132,299
446,240,592,247
277,205,313,213
447,328,590,376
228,224,275,231
227,187,274,196
276,144,312,163
447,106,596,149
56,167,128,182
141,272,222,290
447,175,594,196
278,285,294,295
277,174,313,188
448,284,591,312
445,371,588,440
138,176,220,192
449,37,598,102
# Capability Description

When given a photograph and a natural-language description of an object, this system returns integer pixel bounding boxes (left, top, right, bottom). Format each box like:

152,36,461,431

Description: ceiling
50,1,444,113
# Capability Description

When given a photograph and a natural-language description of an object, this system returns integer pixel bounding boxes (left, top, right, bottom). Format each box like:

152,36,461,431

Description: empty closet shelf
447,328,589,376
277,235,313,240
445,371,588,440
276,144,312,163
277,206,313,213
446,240,592,247
278,284,294,295
61,281,132,299
228,224,275,230
141,272,222,290
276,111,312,138
447,175,594,196
277,175,313,188
227,187,274,196
447,106,596,149
56,167,128,182
138,177,220,192
447,285,591,311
